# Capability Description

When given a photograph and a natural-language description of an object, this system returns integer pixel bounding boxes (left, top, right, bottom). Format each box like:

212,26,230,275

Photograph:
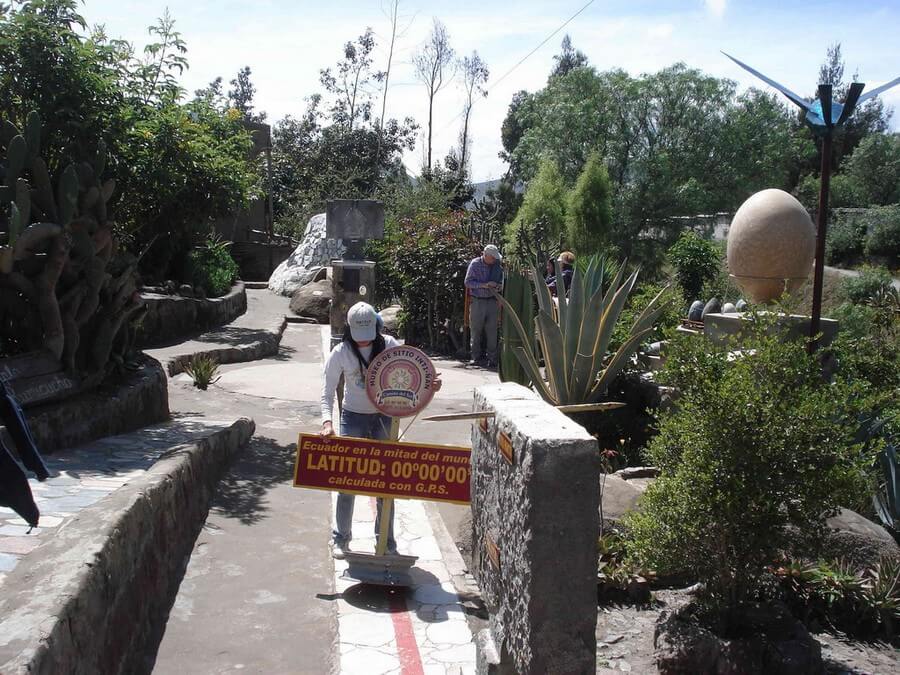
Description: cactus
57,164,79,225
499,266,534,387
1,120,19,147
24,112,40,165
5,135,26,187
1,110,136,382
29,156,57,221
14,178,30,234
8,202,22,244
92,139,107,177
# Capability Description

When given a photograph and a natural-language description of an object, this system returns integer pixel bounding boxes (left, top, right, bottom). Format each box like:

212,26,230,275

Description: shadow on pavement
211,435,297,525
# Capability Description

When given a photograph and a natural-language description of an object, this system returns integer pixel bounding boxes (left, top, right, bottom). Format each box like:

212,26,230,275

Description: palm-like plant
496,258,669,405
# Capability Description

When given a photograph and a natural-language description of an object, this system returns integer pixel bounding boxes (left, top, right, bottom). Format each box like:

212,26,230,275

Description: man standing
465,244,504,368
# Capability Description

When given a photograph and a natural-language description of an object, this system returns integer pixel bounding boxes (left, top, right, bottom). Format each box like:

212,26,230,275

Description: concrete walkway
150,322,496,674
0,418,233,587
825,264,900,291
146,288,290,375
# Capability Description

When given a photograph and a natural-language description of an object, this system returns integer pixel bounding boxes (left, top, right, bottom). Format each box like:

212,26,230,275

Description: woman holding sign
320,302,441,559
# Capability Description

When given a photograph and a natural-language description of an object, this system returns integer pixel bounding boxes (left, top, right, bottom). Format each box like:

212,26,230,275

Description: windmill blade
838,82,865,125
857,75,900,104
722,51,813,112
818,84,833,128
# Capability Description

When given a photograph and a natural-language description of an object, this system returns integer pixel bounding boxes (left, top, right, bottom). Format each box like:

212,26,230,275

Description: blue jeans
333,410,396,551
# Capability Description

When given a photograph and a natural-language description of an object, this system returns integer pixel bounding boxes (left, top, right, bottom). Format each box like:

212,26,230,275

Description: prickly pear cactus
1,112,144,387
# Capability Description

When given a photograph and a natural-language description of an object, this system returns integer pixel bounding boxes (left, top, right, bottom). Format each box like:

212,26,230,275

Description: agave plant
495,257,669,405
184,354,221,390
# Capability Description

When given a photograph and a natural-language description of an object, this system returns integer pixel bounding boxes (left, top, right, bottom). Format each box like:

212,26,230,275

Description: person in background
464,244,504,369
547,251,576,297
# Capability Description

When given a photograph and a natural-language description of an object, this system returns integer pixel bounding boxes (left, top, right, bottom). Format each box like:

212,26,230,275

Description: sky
80,0,900,182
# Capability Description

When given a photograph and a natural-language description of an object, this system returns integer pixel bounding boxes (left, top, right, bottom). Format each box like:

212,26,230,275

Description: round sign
366,345,437,417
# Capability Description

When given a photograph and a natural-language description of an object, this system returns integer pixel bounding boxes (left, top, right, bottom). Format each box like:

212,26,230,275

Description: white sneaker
331,541,351,560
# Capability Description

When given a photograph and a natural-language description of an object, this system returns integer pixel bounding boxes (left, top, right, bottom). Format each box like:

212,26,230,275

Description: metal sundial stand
340,417,419,587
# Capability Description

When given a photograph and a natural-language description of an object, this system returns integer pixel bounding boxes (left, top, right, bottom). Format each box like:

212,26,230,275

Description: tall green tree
507,157,567,259
228,65,266,122
271,29,418,235
566,151,612,256
842,133,900,206
549,34,587,80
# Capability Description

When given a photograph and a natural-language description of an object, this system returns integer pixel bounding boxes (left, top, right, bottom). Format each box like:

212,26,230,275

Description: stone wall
135,281,247,348
0,419,255,675
21,357,170,453
471,382,600,674
230,241,294,281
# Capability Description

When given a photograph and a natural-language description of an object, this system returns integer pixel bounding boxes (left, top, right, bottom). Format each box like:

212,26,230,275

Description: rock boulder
821,508,900,569
268,213,345,296
378,305,402,336
289,279,332,323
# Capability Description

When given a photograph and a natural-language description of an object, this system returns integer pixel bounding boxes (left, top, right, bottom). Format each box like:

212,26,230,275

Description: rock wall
0,419,254,675
230,241,294,282
268,213,345,296
471,382,600,675
135,282,247,348
22,357,170,453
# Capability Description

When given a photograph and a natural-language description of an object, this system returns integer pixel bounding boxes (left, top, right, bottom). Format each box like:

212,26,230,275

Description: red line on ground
368,497,424,675
390,592,424,675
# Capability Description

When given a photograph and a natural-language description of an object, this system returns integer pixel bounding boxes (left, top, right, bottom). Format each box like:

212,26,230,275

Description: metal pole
808,132,833,353
375,417,400,555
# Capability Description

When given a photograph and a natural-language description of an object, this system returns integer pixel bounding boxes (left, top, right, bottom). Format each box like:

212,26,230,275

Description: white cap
348,302,377,341
483,244,502,261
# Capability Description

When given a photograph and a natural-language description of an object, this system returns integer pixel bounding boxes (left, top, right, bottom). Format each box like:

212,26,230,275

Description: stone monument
726,188,815,303
709,188,838,347
326,199,384,340
471,382,600,674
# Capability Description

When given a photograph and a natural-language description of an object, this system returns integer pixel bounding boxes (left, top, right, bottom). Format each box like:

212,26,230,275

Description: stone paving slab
332,494,478,675
0,416,233,589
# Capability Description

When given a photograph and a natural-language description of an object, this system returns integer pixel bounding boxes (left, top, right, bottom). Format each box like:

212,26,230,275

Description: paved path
825,264,900,291
0,418,232,587
150,323,495,674
145,288,289,374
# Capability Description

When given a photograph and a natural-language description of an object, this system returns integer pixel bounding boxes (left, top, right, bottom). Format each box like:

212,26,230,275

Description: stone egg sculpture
726,189,816,303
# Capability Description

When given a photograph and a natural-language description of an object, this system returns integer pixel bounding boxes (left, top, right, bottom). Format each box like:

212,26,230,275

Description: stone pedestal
471,382,600,675
330,260,376,338
703,312,839,348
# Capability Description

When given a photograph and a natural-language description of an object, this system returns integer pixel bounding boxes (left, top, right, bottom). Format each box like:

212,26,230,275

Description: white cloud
646,23,675,40
705,0,728,19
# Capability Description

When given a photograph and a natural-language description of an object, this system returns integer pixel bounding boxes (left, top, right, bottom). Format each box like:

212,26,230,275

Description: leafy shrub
827,210,868,266
610,282,683,352
773,556,900,638
841,264,894,305
373,212,481,353
666,230,720,300
865,205,900,267
626,318,870,614
188,234,239,297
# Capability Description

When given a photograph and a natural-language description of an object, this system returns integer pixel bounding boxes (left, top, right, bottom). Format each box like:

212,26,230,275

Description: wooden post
808,132,833,353
375,417,400,555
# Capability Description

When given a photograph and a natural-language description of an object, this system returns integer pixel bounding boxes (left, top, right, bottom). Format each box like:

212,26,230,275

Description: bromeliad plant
496,256,669,405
